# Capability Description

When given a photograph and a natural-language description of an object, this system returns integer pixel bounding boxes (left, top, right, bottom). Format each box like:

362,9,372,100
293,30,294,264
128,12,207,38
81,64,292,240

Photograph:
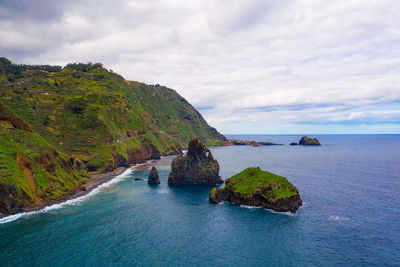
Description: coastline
0,161,154,222
21,167,128,213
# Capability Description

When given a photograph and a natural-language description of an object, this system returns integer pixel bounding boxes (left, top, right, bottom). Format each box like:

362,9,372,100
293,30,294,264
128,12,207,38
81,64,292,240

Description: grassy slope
0,65,226,170
223,167,299,202
0,104,88,208
0,61,227,212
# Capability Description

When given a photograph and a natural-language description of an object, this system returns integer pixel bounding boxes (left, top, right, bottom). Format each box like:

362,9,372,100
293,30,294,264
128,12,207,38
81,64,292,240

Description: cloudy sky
1,0,400,134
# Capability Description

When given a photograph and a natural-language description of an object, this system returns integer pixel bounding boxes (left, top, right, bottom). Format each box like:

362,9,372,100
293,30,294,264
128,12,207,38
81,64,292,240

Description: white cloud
1,0,400,133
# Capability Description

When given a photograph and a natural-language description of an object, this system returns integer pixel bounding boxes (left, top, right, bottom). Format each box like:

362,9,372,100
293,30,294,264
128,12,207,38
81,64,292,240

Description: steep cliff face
0,58,227,215
0,103,88,215
0,58,227,171
168,138,223,185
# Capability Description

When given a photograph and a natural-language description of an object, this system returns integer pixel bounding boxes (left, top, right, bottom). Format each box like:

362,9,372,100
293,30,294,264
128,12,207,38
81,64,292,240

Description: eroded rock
168,138,223,185
148,166,160,185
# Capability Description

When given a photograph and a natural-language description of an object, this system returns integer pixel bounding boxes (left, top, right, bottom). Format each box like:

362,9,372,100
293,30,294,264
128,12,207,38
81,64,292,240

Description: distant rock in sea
168,138,223,185
289,142,298,146
229,139,282,146
209,167,302,213
148,166,160,185
134,178,144,181
299,136,321,146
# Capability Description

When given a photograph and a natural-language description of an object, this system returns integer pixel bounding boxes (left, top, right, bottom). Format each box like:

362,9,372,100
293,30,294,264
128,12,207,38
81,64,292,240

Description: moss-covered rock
209,167,302,213
168,138,223,185
299,136,320,146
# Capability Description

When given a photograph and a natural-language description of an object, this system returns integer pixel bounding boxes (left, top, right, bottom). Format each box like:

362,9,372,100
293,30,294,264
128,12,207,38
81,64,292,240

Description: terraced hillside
0,58,227,215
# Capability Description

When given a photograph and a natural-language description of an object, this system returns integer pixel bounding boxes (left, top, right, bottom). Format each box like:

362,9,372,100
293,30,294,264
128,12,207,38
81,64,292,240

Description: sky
1,0,399,134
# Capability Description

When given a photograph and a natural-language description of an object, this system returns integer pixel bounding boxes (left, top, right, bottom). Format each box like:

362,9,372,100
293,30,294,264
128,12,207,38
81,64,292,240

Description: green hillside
0,58,227,215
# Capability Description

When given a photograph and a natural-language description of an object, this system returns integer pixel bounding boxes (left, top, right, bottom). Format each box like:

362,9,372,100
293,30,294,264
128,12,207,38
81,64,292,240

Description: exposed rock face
148,166,160,185
209,167,302,213
127,143,161,163
0,184,24,215
289,142,298,146
299,136,321,146
168,138,223,185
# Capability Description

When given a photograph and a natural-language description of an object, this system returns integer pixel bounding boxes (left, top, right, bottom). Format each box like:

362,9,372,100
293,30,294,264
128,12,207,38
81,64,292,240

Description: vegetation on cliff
0,102,88,214
0,58,227,214
209,167,302,213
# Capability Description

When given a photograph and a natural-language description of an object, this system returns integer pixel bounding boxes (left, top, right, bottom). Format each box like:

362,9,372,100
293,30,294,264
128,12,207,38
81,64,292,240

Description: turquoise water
0,135,399,266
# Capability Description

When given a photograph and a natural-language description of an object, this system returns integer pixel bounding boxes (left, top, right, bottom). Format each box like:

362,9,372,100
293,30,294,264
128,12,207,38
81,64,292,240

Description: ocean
0,135,399,266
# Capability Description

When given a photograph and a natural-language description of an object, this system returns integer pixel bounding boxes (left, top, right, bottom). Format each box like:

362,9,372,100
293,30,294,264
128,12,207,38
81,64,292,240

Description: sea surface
0,135,399,266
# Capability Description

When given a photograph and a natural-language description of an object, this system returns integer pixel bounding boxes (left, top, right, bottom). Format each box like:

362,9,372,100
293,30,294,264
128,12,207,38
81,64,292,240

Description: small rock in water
289,142,298,146
148,166,160,185
134,178,144,181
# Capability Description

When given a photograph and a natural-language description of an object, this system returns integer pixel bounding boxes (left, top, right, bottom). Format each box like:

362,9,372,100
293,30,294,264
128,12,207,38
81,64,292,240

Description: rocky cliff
0,58,227,215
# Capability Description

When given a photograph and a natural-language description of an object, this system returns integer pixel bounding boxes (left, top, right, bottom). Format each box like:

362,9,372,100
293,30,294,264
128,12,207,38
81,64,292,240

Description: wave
240,205,262,209
329,215,350,221
0,164,151,224
239,205,297,216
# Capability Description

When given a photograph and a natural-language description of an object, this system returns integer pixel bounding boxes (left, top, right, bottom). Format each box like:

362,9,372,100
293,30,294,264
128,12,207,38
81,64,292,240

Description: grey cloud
0,0,68,21
0,0,399,133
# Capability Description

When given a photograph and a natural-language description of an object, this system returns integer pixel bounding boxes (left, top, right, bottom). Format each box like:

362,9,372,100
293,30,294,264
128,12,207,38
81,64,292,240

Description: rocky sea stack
148,166,160,185
209,167,302,213
168,138,223,185
299,136,321,146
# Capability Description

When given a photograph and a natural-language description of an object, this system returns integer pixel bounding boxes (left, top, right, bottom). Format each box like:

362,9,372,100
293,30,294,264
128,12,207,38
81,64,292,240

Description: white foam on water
282,211,297,216
0,165,143,224
240,205,262,209
329,215,350,221
240,204,297,216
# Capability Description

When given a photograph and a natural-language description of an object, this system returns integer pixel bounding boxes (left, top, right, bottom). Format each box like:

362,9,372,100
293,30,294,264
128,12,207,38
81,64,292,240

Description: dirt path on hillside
17,153,42,205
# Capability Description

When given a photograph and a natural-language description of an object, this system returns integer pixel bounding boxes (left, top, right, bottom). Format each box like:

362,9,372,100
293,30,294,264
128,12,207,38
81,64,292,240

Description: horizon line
223,133,400,135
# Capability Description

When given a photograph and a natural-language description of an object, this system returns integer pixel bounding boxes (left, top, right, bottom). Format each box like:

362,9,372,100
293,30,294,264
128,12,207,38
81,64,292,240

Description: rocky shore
0,165,150,218
8,167,129,216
